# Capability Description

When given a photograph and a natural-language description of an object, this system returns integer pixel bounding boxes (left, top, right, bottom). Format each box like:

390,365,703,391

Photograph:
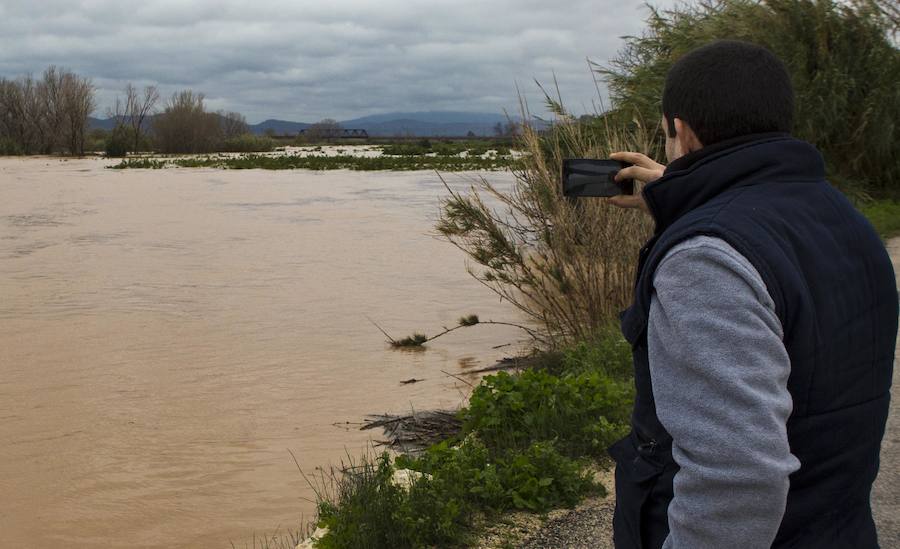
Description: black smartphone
562,159,634,198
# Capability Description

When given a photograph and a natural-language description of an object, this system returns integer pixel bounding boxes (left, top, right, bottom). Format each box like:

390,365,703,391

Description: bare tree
0,78,28,153
128,84,159,151
60,71,95,155
219,110,249,139
38,66,67,153
0,75,48,154
108,83,160,152
20,75,49,154
305,118,342,141
0,65,93,155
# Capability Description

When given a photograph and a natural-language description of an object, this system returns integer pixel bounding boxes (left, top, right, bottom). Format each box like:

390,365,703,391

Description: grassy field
860,199,900,240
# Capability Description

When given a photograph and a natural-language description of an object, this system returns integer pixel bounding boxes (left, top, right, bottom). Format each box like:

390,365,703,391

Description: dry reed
437,93,656,347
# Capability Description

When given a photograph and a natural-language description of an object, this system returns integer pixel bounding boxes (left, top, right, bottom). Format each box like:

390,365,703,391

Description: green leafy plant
0,137,23,156
105,126,131,158
396,437,595,544
463,367,633,458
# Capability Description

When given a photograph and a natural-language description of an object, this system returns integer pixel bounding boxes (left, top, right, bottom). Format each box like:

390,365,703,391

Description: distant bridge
297,128,369,139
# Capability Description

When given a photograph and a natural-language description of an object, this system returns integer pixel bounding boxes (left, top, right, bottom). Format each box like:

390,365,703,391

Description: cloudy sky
0,0,673,123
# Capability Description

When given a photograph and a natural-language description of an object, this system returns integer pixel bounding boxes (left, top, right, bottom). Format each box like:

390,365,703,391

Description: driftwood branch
370,312,542,349
361,410,462,454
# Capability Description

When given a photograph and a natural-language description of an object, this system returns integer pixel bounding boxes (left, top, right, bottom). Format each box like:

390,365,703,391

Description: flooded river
0,156,522,548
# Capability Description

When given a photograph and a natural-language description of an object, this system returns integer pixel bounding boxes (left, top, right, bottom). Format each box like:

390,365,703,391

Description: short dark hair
662,40,794,145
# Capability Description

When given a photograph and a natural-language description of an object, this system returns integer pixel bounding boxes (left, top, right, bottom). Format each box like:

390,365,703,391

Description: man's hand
607,151,666,213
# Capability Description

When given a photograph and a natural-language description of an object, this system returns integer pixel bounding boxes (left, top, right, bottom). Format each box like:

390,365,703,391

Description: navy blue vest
609,133,898,548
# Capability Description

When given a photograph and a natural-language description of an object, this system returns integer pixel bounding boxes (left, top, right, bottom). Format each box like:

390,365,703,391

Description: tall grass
436,103,654,347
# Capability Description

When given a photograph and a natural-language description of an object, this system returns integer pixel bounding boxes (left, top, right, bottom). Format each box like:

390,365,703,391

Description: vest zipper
638,438,658,455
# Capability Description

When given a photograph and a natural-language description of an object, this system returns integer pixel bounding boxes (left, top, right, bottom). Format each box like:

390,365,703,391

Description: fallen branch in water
400,378,424,385
440,369,474,388
371,313,545,348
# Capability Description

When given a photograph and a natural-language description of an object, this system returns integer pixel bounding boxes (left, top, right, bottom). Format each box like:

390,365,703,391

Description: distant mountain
249,119,311,135
338,111,516,137
89,110,530,138
341,111,510,126
88,116,117,131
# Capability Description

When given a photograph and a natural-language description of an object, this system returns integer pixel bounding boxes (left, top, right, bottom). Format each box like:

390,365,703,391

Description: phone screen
562,159,634,197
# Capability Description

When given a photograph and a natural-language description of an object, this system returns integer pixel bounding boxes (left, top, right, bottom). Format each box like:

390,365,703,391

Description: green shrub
558,331,634,379
396,437,595,546
314,453,410,549
220,134,277,153
309,334,633,548
0,137,23,156
313,439,595,549
105,127,130,158
462,367,633,458
599,0,900,194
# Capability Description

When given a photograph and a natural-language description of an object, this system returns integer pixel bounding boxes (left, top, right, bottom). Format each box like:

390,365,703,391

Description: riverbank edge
270,201,900,549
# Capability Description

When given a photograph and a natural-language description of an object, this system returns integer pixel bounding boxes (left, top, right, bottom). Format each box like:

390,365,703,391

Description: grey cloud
0,0,674,122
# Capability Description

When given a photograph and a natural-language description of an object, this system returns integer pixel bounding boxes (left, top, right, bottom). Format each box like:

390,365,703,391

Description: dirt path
520,237,900,548
871,236,900,546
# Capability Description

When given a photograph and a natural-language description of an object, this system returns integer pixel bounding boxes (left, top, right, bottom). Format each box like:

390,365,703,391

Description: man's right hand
607,151,666,213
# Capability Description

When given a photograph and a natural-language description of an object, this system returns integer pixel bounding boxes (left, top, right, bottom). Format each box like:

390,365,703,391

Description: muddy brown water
0,156,523,548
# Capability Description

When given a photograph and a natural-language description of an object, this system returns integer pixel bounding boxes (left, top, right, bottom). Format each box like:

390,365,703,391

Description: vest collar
642,132,825,234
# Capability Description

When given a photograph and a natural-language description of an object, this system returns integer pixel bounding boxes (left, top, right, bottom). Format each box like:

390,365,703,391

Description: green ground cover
859,199,900,240
308,331,632,548
379,139,512,157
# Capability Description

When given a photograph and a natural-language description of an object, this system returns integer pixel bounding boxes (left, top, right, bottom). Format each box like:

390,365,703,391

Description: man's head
662,40,794,163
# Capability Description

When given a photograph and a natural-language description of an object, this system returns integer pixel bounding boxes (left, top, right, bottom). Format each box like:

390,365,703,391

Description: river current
0,156,522,548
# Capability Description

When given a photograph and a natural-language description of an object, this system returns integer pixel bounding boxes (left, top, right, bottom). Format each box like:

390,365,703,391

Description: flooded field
0,156,523,548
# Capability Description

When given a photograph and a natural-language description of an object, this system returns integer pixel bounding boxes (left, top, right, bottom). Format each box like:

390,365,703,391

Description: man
605,39,898,548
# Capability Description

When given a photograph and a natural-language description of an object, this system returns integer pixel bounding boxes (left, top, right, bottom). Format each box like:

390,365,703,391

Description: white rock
295,526,329,549
390,468,431,490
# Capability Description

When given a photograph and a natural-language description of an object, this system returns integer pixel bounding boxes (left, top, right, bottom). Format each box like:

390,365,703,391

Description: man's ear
673,118,703,153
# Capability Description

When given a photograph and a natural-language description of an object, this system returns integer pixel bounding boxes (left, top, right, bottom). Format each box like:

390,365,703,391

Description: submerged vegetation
109,151,517,171
380,139,512,157
107,139,520,171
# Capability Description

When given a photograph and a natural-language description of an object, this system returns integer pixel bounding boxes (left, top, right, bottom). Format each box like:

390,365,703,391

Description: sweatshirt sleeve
647,235,801,549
